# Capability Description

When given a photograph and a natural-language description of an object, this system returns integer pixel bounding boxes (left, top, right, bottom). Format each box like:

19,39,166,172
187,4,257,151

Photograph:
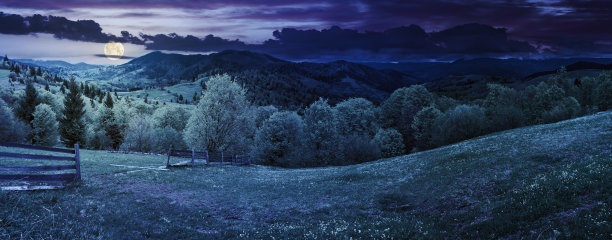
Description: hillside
61,50,418,107
365,57,612,80
1,112,610,239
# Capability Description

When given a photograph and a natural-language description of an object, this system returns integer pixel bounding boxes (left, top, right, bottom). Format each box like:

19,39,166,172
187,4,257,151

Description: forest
2,55,611,168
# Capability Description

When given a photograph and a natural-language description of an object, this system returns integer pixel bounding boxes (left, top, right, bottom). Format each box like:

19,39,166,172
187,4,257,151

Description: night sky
0,0,611,64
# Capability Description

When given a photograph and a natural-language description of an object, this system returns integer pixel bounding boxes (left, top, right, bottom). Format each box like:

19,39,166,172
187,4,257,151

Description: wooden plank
1,185,65,191
0,152,75,161
75,144,81,181
0,142,74,154
0,165,76,171
0,173,76,182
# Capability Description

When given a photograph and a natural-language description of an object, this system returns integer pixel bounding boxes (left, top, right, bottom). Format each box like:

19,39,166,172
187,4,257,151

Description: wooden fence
0,142,81,190
166,146,251,168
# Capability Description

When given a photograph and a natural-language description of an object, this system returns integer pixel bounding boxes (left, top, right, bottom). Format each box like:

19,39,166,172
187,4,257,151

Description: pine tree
104,93,113,108
14,65,20,74
16,80,40,126
36,67,42,76
59,79,86,147
44,83,50,91
84,84,90,96
60,84,66,94
32,104,59,146
3,55,8,62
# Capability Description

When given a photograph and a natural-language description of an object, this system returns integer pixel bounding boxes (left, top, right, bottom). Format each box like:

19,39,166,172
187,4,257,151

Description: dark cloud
140,33,247,52
0,12,143,44
2,0,612,60
93,54,135,59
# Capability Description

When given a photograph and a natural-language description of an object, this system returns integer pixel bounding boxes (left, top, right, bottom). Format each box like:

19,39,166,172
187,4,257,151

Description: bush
483,84,525,132
335,98,378,137
524,82,566,124
32,104,59,146
253,111,305,167
303,99,343,166
152,105,190,131
542,97,581,123
0,98,27,143
595,74,612,111
121,114,155,153
380,85,434,127
154,126,187,153
433,105,488,146
342,135,381,164
372,128,405,158
412,106,442,150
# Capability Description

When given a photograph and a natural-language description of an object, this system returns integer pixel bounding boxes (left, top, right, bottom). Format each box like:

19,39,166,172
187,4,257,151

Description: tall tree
32,104,59,146
59,79,86,146
104,92,114,108
16,80,40,126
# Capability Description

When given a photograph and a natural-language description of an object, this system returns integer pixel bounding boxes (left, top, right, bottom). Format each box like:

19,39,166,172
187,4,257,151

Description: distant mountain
15,59,101,71
524,61,612,80
364,58,612,80
67,50,418,107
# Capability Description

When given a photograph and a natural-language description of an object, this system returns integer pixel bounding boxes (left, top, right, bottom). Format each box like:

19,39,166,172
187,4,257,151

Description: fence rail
0,142,81,190
165,146,251,167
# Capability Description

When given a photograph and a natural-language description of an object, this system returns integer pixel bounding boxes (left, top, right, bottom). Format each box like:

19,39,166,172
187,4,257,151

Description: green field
118,80,204,104
1,112,611,239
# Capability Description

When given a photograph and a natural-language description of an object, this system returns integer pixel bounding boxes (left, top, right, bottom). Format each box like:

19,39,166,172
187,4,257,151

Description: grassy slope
1,112,611,239
118,80,203,104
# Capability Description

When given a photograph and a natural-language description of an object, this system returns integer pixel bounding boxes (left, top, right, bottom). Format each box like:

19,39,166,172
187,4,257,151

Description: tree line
1,67,611,168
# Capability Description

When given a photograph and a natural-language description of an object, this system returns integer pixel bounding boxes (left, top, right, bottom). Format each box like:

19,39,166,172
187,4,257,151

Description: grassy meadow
1,112,611,239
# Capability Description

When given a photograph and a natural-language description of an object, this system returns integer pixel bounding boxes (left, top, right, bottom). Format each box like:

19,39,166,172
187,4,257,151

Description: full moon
104,41,124,60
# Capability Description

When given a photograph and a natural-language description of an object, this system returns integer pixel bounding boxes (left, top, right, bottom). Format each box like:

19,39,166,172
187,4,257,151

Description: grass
1,112,612,239
118,80,203,104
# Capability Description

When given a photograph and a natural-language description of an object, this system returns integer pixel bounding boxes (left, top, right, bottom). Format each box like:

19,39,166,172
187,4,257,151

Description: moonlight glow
104,41,124,60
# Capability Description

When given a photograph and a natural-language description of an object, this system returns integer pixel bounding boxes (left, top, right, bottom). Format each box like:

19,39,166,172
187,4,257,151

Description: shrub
524,82,566,124
303,98,343,166
372,128,405,158
412,106,442,150
483,84,525,131
433,105,487,146
0,98,27,143
154,126,187,153
394,104,421,152
121,114,155,153
253,105,278,129
595,73,612,111
335,98,378,137
152,105,190,131
380,85,434,127
253,111,304,167
32,104,59,146
542,97,581,123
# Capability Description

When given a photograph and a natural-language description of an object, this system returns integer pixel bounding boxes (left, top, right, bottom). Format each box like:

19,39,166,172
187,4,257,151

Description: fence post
166,145,172,168
75,143,81,181
191,148,195,167
221,152,224,163
206,151,209,165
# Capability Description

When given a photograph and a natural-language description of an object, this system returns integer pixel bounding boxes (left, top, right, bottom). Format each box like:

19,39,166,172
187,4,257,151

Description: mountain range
14,51,612,107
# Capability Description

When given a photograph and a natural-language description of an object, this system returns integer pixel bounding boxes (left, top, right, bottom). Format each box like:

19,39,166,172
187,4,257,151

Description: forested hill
65,50,417,107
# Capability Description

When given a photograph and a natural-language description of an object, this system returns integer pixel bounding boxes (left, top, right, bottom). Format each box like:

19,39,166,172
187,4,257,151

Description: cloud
0,12,143,44
139,33,247,52
93,54,135,59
